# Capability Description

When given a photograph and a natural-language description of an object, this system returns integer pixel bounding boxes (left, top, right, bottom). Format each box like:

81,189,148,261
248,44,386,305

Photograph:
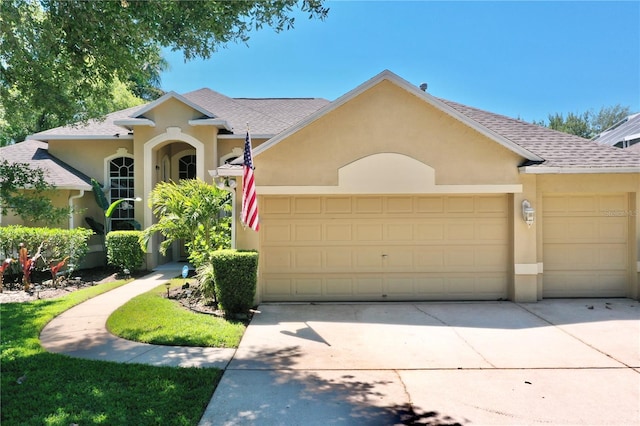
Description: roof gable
252,70,542,162
131,91,216,119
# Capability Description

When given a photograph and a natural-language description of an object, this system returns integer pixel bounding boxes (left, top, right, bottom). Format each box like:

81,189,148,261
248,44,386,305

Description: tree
141,179,232,268
534,104,631,139
0,160,70,224
0,0,329,146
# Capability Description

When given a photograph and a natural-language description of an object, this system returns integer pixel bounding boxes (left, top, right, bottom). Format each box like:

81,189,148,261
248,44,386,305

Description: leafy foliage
534,104,631,139
210,250,259,314
0,0,328,145
0,226,93,278
142,179,232,268
0,160,71,224
106,231,145,273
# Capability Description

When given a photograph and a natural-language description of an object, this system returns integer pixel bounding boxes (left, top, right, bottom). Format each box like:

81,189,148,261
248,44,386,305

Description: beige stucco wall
255,80,523,187
48,139,134,184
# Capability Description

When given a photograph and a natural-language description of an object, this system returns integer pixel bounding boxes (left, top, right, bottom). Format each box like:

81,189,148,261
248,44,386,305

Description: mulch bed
0,266,135,304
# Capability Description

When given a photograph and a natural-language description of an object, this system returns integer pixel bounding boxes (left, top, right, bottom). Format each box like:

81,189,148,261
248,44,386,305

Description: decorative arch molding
143,127,205,239
258,152,523,194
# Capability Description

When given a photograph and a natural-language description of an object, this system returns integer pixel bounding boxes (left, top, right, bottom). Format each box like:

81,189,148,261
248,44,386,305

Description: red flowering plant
0,258,14,293
18,242,43,291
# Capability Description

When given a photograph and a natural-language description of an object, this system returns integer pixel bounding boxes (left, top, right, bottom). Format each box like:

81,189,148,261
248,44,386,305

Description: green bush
106,231,145,273
0,225,92,272
211,249,258,314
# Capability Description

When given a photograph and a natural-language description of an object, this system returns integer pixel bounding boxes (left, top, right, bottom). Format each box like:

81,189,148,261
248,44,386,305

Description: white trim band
514,263,543,275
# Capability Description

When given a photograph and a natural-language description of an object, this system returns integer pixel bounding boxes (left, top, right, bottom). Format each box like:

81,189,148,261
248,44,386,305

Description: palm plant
141,179,232,268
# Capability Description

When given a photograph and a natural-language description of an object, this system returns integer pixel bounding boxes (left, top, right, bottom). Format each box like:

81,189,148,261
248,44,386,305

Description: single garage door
543,193,629,298
260,194,509,301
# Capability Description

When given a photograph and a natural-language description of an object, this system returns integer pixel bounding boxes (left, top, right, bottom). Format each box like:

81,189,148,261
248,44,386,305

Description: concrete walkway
40,267,235,368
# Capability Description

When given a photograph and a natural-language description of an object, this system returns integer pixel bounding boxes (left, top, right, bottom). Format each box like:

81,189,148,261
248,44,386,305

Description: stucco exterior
3,70,638,302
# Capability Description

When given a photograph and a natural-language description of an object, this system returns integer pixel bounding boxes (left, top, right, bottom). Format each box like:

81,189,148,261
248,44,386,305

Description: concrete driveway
200,299,640,426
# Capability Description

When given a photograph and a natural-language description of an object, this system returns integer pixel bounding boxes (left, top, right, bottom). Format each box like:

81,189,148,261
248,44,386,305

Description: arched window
109,156,135,231
178,154,196,180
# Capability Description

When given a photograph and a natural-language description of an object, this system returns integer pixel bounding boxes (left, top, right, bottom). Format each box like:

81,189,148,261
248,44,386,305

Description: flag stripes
241,131,259,231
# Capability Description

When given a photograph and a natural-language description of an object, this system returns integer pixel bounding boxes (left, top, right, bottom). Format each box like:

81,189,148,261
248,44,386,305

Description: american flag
241,131,259,231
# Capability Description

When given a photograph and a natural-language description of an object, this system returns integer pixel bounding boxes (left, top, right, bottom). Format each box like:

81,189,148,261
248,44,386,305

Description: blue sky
161,1,639,123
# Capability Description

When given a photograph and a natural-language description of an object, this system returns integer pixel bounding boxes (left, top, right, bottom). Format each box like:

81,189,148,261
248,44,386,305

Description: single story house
2,70,639,303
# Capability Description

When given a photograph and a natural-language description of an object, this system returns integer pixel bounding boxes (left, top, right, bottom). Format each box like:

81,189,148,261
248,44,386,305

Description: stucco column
510,175,539,302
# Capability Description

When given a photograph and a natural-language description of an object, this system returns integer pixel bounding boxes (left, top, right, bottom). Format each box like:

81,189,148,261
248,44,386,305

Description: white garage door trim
260,194,509,302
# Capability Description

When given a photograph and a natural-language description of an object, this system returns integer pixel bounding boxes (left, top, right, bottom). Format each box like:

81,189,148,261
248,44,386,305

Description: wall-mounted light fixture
522,200,535,228
215,177,237,190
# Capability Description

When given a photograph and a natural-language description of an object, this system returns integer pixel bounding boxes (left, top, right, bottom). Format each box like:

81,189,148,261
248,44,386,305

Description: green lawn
107,279,247,347
0,280,222,426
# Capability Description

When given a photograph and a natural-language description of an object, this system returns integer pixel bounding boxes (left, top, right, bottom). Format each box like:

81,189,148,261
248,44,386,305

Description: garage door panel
447,223,475,240
325,277,353,295
261,195,508,301
326,248,354,269
262,248,292,269
543,193,628,298
415,223,445,240
263,223,291,242
325,223,352,241
355,248,384,269
356,223,383,241
294,224,322,241
386,223,414,241
545,217,627,243
355,276,384,295
544,272,627,298
294,249,323,270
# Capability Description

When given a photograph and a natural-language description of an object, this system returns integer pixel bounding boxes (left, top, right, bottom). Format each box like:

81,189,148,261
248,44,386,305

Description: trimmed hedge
211,250,258,314
106,231,145,273
0,225,93,272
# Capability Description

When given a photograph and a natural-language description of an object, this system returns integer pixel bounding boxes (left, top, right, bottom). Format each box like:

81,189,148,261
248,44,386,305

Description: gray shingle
440,99,640,169
0,140,92,190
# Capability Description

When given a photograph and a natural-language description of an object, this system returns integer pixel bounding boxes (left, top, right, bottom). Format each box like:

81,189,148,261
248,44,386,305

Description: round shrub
211,249,258,314
106,231,145,273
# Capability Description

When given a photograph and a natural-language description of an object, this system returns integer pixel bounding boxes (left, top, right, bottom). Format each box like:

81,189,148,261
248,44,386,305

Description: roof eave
27,134,133,141
188,118,232,131
519,166,640,174
113,118,156,129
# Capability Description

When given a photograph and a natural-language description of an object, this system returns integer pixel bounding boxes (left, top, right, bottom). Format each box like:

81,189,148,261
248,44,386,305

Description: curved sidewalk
40,267,236,368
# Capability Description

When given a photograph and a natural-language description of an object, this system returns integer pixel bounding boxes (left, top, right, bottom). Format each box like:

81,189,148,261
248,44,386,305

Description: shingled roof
0,140,92,190
24,71,640,173
30,90,330,139
439,99,640,170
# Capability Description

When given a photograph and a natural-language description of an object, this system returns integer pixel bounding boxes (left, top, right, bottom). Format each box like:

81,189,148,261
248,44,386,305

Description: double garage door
260,195,509,302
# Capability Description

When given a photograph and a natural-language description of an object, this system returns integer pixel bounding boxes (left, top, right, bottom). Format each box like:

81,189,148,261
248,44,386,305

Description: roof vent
419,82,428,92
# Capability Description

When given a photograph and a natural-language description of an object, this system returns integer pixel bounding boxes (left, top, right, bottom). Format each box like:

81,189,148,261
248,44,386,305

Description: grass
107,279,247,347
0,280,222,426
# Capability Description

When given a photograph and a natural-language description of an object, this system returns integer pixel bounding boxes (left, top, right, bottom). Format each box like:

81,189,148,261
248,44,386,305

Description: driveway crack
413,304,497,368
516,303,635,370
